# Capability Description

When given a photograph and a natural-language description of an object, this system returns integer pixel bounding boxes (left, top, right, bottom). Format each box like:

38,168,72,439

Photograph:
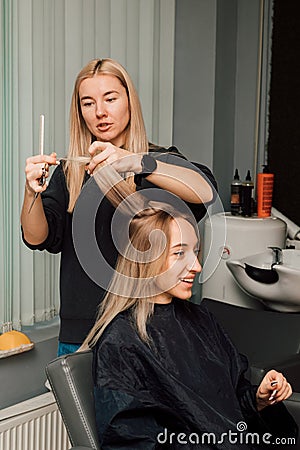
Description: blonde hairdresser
21,58,217,354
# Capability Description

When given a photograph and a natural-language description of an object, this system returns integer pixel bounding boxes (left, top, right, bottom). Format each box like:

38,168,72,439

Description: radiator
0,392,70,450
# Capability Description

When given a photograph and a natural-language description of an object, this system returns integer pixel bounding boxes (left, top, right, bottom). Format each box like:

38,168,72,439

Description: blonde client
81,166,297,449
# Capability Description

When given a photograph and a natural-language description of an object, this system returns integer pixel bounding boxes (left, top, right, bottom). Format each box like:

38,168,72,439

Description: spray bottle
241,170,254,217
257,165,274,218
230,169,242,215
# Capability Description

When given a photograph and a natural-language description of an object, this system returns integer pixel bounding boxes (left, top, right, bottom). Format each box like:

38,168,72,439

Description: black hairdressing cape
93,299,297,449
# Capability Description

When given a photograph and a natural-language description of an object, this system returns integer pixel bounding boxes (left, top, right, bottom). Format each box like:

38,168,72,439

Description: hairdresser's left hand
256,369,292,411
87,141,142,175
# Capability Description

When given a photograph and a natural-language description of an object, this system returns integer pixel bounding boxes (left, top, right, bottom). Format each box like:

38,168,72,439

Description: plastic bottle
230,169,242,216
257,165,274,218
241,170,254,217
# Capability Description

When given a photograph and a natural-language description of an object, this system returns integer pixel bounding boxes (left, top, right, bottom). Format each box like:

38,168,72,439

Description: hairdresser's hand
25,152,59,194
256,369,292,411
87,141,142,175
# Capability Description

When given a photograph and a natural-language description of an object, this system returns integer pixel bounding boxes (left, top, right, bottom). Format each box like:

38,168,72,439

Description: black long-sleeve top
93,299,298,449
22,147,217,343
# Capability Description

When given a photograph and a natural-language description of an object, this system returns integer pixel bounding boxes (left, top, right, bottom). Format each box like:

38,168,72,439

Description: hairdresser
21,58,217,356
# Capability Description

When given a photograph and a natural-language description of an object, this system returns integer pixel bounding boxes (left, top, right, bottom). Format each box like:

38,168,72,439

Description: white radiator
0,393,70,450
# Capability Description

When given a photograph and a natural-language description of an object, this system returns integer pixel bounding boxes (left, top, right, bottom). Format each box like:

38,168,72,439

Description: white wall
173,0,217,168
173,0,269,210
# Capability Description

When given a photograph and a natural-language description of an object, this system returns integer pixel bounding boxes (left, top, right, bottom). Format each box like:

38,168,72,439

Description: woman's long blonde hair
65,58,149,211
80,165,198,350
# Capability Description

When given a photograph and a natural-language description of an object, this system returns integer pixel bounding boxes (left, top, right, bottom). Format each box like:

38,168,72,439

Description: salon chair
45,350,101,450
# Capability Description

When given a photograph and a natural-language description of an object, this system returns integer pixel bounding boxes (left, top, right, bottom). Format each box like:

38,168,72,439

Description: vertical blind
0,0,175,329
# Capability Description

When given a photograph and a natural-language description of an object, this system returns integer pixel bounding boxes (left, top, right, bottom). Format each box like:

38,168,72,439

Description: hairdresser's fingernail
56,160,60,165
87,169,90,175
271,381,278,387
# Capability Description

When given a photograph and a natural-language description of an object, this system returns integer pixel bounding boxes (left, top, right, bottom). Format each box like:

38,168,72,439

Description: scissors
28,166,47,213
28,115,46,214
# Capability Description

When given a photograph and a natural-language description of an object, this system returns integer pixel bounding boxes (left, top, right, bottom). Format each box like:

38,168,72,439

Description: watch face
142,154,157,175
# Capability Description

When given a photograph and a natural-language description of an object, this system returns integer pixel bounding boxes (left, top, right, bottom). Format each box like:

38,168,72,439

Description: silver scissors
28,166,47,213
28,115,46,214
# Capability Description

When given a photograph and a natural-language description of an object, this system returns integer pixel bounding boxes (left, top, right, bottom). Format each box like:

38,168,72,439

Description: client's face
154,218,201,304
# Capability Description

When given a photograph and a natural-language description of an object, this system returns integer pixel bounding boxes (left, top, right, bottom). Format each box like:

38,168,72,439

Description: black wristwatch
140,154,157,177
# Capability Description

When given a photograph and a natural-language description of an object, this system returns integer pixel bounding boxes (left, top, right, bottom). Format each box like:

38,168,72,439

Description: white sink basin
226,249,300,312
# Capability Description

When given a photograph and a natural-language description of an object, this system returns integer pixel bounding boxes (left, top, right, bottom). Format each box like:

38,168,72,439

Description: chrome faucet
268,246,283,267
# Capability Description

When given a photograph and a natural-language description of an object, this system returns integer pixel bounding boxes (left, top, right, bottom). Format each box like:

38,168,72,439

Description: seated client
81,165,297,449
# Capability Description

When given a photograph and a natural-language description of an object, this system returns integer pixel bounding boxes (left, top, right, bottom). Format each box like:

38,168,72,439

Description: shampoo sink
226,249,300,312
